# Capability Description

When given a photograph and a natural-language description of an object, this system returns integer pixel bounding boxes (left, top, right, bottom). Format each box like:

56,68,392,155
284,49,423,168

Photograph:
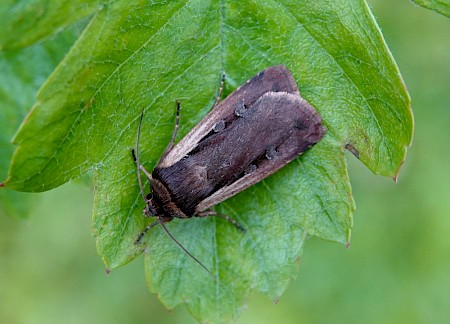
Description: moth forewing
157,65,300,169
195,91,325,212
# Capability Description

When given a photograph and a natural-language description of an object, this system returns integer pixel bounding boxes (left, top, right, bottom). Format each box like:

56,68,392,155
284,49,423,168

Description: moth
134,65,325,269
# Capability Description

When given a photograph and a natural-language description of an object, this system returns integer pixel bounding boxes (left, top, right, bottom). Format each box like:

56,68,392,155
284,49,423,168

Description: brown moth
134,65,325,269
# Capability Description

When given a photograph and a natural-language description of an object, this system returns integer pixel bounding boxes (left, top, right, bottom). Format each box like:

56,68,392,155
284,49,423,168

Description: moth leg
135,219,160,244
161,100,182,156
139,163,152,180
131,149,153,179
198,210,245,232
212,71,226,109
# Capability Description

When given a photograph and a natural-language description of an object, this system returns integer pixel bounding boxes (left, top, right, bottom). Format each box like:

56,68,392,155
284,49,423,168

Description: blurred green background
1,1,450,323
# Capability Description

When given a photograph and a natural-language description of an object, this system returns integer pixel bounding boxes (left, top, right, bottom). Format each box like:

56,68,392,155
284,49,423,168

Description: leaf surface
0,22,83,217
0,0,101,50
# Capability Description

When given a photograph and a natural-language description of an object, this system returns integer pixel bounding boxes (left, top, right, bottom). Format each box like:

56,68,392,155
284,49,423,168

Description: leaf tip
105,268,111,275
393,158,407,183
345,242,351,250
0,182,4,188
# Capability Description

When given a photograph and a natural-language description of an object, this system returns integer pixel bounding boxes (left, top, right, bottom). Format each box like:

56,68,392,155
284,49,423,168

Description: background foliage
1,0,449,323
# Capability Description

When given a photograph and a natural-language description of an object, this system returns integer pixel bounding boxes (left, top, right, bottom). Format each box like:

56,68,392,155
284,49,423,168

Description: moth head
143,193,158,216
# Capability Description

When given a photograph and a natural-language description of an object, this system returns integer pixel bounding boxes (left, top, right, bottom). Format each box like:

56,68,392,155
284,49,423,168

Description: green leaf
0,22,83,218
0,0,101,50
1,0,412,322
412,0,450,18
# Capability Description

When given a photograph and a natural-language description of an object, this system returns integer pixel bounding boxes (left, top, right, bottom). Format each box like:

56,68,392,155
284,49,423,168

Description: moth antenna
135,110,147,201
159,220,213,276
135,219,160,244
